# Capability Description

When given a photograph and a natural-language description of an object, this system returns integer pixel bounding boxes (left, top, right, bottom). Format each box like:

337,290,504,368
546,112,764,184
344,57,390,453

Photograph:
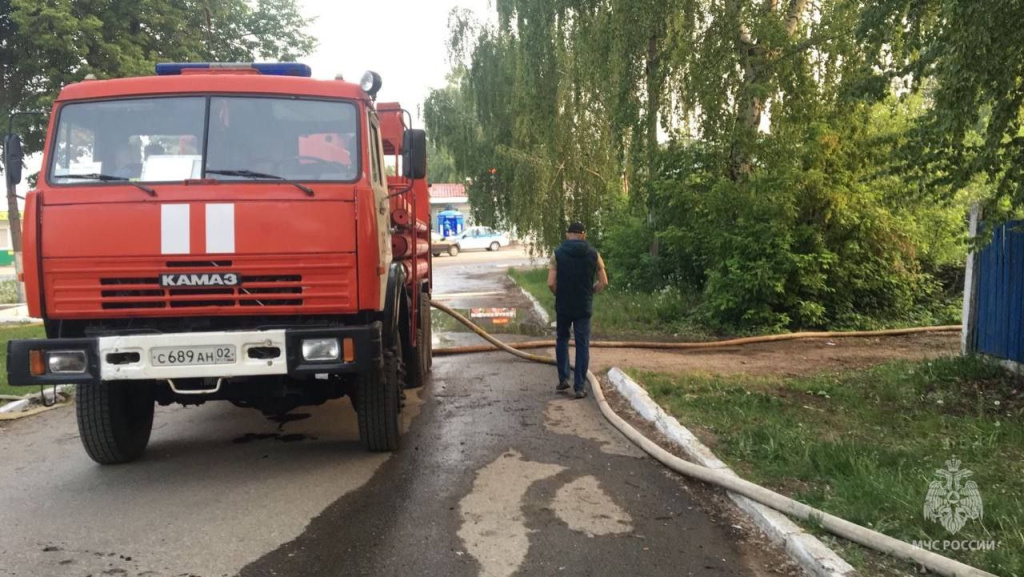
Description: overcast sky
297,0,494,126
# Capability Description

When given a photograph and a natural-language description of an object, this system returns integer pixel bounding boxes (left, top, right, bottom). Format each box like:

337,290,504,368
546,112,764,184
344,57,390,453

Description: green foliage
0,324,44,398
426,0,990,333
646,97,969,331
509,267,705,340
0,0,317,154
598,211,665,292
859,0,1024,218
426,138,463,184
0,280,18,304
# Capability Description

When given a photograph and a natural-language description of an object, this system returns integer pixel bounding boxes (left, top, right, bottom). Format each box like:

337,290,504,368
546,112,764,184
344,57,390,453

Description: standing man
548,222,609,398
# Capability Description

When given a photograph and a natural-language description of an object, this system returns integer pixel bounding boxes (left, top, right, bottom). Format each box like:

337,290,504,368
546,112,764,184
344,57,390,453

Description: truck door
368,114,392,309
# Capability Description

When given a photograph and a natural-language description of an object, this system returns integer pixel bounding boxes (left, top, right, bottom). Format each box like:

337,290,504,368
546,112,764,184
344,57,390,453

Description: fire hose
429,300,993,577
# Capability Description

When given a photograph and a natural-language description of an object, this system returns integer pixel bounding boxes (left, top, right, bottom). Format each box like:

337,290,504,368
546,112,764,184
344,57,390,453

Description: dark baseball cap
567,222,586,234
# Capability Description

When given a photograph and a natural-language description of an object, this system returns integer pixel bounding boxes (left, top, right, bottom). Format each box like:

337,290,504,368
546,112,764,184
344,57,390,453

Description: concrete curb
509,273,551,326
0,304,42,325
0,398,30,414
0,318,43,326
607,367,858,577
0,385,73,415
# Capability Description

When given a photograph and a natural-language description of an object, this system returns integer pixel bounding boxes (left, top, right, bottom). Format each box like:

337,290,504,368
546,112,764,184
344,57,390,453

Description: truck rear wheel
407,297,433,388
424,298,433,372
358,340,402,452
76,381,155,465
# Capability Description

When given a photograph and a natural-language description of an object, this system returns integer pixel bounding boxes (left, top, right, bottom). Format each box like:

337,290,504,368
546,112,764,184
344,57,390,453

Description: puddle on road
234,412,318,444
231,432,318,444
432,306,549,337
267,412,312,427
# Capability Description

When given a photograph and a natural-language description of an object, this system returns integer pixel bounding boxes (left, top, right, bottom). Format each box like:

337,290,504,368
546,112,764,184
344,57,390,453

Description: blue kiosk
437,209,465,238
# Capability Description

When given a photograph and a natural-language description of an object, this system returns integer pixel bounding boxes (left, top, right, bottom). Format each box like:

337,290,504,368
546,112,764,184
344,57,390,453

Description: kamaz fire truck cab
4,62,434,464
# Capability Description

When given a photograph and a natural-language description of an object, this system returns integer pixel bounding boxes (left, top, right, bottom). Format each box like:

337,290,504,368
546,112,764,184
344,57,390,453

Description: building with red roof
429,183,472,232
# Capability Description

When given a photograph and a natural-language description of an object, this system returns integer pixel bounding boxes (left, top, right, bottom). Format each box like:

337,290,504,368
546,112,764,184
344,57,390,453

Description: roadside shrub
598,211,665,292
604,100,971,334
0,281,18,304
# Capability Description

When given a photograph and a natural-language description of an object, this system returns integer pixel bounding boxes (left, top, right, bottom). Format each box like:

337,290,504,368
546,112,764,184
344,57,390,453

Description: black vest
555,240,599,318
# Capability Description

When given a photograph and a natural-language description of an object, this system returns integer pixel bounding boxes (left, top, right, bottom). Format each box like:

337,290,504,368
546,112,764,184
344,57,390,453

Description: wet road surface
0,248,788,577
239,352,772,577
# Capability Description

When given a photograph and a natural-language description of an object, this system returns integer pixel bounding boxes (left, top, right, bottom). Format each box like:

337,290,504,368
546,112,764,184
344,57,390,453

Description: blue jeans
556,314,591,392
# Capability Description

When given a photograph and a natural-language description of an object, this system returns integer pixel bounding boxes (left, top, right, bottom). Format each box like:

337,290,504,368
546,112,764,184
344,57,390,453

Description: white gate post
961,204,981,355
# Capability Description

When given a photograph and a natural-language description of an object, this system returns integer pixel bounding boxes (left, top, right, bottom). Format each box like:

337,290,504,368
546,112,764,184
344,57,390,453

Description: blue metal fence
974,220,1024,361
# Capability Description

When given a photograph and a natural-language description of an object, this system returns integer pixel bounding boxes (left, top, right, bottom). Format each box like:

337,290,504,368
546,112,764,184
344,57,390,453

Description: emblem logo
159,272,240,288
923,456,984,534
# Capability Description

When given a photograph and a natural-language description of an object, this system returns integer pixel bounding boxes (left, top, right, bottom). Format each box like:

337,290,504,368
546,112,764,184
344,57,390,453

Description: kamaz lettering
160,273,240,287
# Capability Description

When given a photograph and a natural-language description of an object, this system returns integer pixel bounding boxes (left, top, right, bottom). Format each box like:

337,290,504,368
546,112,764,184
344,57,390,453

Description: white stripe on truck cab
160,204,190,255
205,203,236,253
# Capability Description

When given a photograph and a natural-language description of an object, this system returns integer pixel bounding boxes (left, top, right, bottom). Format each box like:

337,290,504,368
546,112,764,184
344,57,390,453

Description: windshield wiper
206,169,314,196
59,173,156,196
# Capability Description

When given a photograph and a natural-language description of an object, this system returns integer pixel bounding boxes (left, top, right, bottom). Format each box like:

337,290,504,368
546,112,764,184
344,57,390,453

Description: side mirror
402,129,427,180
3,133,24,187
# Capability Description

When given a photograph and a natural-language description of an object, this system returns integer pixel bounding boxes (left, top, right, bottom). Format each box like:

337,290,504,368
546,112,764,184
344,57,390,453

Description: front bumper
6,323,382,386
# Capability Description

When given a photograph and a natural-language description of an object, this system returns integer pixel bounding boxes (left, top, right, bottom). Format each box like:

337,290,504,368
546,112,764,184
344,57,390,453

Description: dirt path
583,332,960,378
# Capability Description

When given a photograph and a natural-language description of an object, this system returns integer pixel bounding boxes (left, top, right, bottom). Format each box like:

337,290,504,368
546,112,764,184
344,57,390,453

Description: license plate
151,345,236,366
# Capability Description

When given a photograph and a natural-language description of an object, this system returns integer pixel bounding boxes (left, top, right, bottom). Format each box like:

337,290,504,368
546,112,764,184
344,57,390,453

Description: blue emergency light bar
155,62,312,77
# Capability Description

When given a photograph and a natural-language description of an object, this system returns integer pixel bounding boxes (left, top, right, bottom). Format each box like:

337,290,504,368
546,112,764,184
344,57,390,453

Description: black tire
489,241,500,252
76,381,155,465
407,296,433,388
448,244,460,257
424,296,433,372
432,252,442,258
357,339,402,452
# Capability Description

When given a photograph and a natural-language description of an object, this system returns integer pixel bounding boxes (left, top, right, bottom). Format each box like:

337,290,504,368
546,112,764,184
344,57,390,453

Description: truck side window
368,120,382,186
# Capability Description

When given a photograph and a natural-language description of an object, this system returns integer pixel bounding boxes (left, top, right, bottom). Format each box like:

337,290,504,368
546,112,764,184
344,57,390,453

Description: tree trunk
5,179,24,303
645,33,662,256
730,24,762,181
728,0,808,181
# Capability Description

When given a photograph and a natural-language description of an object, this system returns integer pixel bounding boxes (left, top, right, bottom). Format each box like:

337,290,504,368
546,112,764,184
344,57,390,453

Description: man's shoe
556,380,571,392
574,389,587,399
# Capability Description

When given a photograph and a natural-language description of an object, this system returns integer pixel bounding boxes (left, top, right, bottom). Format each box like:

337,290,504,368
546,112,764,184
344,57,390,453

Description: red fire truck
4,62,433,464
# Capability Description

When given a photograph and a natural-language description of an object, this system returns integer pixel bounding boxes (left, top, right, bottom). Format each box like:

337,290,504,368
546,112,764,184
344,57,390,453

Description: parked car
431,231,460,257
456,226,511,252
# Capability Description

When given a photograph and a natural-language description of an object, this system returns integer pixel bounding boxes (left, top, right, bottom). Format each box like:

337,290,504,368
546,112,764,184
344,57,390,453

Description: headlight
360,70,382,98
48,350,88,374
301,338,340,361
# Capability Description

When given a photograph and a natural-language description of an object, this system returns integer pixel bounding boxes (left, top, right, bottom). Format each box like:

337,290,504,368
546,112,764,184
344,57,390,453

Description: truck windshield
49,96,360,185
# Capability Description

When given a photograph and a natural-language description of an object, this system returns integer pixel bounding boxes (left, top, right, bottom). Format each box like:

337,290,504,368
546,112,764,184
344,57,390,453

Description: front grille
99,267,304,310
46,254,357,318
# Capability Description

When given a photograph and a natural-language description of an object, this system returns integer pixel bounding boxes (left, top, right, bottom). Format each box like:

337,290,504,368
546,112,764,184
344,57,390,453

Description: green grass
509,267,707,340
635,355,1024,576
0,324,45,399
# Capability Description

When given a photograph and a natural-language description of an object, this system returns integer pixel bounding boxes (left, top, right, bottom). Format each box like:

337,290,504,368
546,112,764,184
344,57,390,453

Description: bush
598,211,665,292
0,281,18,304
599,100,971,334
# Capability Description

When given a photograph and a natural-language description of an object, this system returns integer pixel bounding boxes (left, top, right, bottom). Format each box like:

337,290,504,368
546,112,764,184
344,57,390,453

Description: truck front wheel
76,381,155,465
357,340,402,452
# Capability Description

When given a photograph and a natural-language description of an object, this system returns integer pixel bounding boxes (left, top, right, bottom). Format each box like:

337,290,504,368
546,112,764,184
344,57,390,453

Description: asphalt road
0,248,788,577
